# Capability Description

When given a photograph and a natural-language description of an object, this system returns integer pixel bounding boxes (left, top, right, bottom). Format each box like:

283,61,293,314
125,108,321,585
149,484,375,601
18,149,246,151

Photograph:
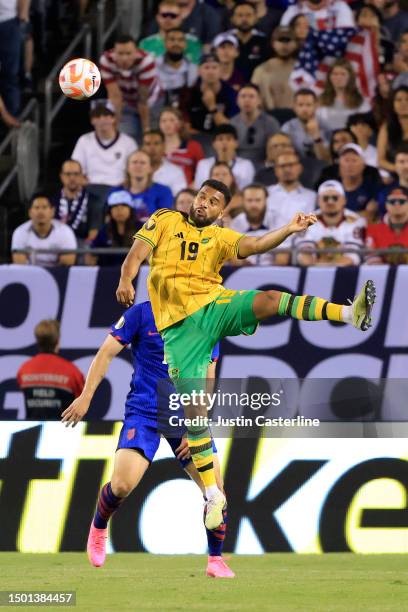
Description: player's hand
116,277,135,307
288,213,317,234
61,396,90,428
175,437,191,461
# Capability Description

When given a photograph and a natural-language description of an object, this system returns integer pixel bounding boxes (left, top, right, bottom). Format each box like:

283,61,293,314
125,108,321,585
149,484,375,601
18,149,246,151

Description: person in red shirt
17,319,85,420
366,186,408,264
159,107,204,184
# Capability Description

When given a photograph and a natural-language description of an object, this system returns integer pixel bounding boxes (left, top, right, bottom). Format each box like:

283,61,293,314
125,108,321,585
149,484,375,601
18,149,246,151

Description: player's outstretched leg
253,280,376,331
87,448,149,567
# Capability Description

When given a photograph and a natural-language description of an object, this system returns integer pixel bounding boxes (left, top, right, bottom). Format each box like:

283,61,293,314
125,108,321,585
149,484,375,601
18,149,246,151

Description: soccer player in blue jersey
61,300,234,578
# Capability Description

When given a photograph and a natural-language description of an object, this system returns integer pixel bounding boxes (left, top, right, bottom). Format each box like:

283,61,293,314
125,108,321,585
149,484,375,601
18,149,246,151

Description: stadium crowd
6,0,408,266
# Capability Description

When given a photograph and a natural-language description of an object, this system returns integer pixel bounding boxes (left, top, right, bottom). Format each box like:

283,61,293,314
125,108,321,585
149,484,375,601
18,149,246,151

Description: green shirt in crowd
139,33,202,65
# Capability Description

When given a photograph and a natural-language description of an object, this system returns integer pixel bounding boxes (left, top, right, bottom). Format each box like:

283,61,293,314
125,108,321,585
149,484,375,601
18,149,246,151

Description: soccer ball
59,58,101,100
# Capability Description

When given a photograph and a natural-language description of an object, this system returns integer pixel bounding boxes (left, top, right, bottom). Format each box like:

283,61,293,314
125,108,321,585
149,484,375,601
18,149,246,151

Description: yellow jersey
135,209,244,331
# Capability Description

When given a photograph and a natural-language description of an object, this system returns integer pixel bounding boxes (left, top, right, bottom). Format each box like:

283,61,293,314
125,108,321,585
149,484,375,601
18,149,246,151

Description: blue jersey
110,301,219,422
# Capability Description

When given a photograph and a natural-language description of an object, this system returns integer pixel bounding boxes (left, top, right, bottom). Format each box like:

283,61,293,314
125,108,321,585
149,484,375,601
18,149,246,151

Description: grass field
1,553,408,612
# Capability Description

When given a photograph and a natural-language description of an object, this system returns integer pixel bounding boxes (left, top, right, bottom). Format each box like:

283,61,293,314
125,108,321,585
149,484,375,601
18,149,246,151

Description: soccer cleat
204,491,226,530
87,523,107,567
351,280,376,331
206,556,235,578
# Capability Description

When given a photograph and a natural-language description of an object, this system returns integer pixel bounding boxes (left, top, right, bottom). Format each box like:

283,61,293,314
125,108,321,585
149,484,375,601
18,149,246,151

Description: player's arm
61,334,124,427
116,238,152,306
238,213,317,258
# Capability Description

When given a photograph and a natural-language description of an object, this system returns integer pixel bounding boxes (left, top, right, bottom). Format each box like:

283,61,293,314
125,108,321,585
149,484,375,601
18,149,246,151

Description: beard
166,51,184,62
189,207,213,227
237,23,253,33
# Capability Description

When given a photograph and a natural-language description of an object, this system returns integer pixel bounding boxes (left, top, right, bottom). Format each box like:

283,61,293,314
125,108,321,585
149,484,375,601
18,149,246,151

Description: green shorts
161,289,260,387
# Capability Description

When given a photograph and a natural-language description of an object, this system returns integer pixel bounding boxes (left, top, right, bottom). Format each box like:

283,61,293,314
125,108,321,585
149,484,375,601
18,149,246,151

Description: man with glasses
230,84,279,163
140,0,202,64
377,143,408,215
295,180,365,266
366,186,408,265
52,160,101,244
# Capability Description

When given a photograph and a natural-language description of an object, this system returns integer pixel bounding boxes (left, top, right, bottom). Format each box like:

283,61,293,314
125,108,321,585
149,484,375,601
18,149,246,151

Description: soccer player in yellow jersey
116,179,376,530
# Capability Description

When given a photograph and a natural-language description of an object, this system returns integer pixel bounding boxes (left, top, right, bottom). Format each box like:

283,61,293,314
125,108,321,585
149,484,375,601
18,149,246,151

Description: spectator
346,113,380,171
0,94,20,129
289,14,310,47
393,31,408,74
372,71,394,129
194,124,255,190
87,190,139,267
209,161,243,218
295,180,365,267
72,101,137,212
267,150,316,223
246,0,283,38
366,185,408,264
251,26,298,112
377,143,408,213
255,132,327,190
188,53,238,134
212,33,245,92
0,1,24,117
230,84,280,164
381,0,408,42
156,28,198,109
124,150,173,223
280,0,355,30
282,88,331,161
317,128,357,181
317,59,371,132
140,0,202,64
174,187,197,213
142,129,187,195
338,143,382,221
355,4,394,69
229,183,277,265
11,194,77,267
377,85,408,173
99,35,161,141
17,319,85,420
226,2,269,81
159,107,204,184
52,160,101,244
175,0,222,45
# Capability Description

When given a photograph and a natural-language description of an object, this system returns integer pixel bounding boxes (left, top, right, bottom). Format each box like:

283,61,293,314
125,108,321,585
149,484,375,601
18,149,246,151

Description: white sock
342,304,353,324
205,484,221,500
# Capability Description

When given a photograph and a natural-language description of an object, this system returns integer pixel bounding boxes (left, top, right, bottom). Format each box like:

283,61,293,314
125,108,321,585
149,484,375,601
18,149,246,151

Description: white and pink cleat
206,556,235,578
87,523,107,567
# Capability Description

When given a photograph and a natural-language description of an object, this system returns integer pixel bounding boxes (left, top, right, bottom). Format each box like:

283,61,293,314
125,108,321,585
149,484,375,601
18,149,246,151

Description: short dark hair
294,88,317,100
165,27,185,36
213,124,238,140
35,319,60,353
238,83,260,96
395,142,408,157
61,158,82,172
232,1,256,14
143,129,165,142
242,183,268,198
200,179,231,206
115,34,136,46
29,193,53,208
346,112,376,131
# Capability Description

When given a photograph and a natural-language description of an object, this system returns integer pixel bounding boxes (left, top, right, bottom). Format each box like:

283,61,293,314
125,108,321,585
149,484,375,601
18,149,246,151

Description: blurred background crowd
2,0,408,267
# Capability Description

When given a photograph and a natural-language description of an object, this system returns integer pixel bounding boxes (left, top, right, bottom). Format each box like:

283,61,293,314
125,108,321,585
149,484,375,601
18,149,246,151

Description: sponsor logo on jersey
174,232,184,239
145,218,156,231
201,237,211,244
114,316,125,329
127,428,136,440
147,330,160,336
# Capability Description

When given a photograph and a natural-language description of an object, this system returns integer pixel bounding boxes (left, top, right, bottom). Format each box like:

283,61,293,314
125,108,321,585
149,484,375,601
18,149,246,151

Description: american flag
290,27,380,99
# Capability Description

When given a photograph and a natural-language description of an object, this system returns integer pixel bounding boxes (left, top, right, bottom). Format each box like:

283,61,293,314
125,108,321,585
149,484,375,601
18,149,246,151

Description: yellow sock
278,293,343,322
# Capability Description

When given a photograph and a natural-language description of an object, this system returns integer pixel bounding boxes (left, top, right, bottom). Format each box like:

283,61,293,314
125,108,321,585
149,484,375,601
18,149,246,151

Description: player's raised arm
61,335,124,427
116,237,152,306
237,212,317,259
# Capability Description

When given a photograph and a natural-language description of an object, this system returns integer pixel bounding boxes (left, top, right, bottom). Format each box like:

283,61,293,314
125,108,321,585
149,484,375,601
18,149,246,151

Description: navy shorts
117,417,217,469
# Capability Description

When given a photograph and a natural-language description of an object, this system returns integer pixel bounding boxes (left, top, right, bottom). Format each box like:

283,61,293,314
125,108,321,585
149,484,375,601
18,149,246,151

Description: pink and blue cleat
87,523,107,567
206,556,235,578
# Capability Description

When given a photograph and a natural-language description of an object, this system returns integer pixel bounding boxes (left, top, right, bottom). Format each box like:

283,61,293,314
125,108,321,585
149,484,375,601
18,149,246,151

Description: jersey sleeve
211,342,220,362
110,304,142,346
220,227,245,261
134,209,171,250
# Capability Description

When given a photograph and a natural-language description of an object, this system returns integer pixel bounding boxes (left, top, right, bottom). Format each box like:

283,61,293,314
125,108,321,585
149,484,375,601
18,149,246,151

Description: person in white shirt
194,124,255,190
142,129,187,195
280,0,355,30
72,101,138,211
230,184,287,265
295,180,366,266
11,194,77,267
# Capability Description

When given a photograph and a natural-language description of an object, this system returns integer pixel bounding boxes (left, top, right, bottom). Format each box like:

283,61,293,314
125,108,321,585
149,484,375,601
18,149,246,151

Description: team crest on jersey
114,316,125,329
169,367,180,379
127,428,136,440
144,218,156,231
